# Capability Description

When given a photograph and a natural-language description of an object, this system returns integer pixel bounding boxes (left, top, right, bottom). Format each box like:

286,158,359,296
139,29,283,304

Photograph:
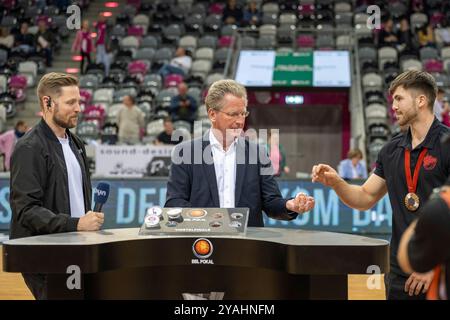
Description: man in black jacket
9,72,104,299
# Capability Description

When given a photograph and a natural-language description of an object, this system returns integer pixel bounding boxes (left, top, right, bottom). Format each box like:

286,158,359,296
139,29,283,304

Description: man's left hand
404,270,435,296
286,192,315,214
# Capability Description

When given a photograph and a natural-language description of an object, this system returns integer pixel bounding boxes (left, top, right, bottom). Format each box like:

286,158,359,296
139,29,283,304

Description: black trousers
80,51,91,74
385,272,427,300
22,273,48,300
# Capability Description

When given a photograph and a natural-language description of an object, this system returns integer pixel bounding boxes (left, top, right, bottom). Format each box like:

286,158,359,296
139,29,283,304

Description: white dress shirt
209,130,237,208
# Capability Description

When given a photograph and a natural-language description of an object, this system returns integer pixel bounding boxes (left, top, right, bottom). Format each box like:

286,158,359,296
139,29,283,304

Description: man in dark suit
165,79,315,226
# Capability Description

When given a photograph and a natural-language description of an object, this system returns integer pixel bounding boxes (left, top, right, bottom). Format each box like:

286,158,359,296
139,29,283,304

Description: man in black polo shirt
398,175,450,300
312,70,450,300
154,117,183,145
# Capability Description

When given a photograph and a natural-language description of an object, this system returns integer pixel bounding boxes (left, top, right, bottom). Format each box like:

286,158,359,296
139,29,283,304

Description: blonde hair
36,72,78,110
205,79,247,111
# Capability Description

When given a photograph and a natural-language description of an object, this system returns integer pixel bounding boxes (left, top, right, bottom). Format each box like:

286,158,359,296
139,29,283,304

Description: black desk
2,227,389,299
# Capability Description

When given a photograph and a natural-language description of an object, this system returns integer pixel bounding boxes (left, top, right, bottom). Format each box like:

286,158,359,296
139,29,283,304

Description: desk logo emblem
192,238,214,264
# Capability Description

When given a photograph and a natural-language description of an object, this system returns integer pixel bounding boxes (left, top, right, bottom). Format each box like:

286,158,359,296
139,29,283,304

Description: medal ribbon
404,148,428,194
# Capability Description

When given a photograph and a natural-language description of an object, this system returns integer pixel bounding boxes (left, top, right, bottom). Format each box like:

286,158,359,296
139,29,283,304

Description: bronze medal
404,192,420,211
404,148,428,212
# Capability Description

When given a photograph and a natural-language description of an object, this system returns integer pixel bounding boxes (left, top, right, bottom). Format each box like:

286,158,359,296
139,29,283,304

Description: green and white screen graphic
272,51,313,86
235,50,351,87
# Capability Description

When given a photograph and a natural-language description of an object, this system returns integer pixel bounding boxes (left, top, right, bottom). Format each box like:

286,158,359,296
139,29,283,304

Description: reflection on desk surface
3,227,389,247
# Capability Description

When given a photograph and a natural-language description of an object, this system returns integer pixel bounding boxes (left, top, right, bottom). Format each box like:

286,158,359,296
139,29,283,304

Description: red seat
164,74,184,88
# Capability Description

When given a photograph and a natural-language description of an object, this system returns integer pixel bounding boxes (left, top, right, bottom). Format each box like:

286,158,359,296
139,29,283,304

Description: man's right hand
77,211,104,231
311,164,343,188
405,271,434,296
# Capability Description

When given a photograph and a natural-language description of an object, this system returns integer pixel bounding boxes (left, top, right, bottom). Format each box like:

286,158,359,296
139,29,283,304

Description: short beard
52,104,77,129
398,102,419,126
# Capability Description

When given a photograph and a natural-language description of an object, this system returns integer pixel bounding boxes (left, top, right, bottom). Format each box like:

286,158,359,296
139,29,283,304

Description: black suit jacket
165,131,297,227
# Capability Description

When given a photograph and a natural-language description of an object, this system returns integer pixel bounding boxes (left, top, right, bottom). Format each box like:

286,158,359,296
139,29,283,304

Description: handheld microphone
93,182,110,212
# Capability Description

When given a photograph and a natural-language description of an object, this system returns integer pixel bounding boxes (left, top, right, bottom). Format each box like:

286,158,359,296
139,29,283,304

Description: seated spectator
354,0,370,13
379,18,398,47
338,148,368,180
435,20,450,47
54,0,70,11
154,117,183,145
397,18,413,53
170,82,198,125
116,95,145,145
243,1,261,27
13,22,35,54
101,122,119,145
222,0,243,26
411,0,424,13
158,47,192,79
0,120,28,171
418,23,436,47
34,0,46,10
0,27,14,50
35,21,55,67
378,18,398,47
